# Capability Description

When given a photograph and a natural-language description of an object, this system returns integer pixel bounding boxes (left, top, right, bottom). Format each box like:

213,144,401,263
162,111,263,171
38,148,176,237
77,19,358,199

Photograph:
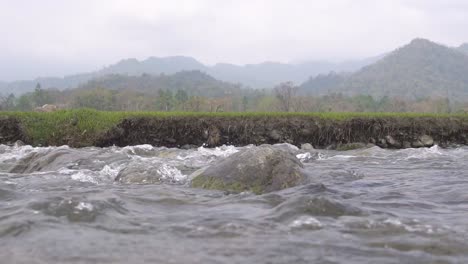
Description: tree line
1,71,467,113
1,82,466,113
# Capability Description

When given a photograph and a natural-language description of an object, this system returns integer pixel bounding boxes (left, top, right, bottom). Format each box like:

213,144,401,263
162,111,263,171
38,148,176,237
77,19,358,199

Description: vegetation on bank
1,109,468,147
2,72,468,114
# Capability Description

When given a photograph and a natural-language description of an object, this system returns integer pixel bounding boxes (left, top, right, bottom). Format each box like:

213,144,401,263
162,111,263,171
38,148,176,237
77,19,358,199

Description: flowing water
1,143,468,264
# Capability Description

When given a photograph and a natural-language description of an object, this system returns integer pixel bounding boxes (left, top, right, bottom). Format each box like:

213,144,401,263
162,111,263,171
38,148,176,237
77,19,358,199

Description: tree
156,89,174,111
32,83,53,107
274,82,297,112
73,88,114,110
16,94,33,111
242,96,249,112
186,96,205,112
175,89,189,110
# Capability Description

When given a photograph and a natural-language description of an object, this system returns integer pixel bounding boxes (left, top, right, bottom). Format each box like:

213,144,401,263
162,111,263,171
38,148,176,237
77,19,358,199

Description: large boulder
191,145,306,194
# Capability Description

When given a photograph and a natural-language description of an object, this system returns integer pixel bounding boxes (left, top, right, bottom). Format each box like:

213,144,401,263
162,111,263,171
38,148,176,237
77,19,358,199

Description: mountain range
0,56,378,95
1,38,468,101
301,39,468,100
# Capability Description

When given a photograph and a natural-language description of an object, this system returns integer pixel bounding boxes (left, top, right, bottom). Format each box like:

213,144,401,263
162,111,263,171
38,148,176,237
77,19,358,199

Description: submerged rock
115,166,161,184
115,164,184,184
336,142,368,151
191,145,306,194
9,147,93,174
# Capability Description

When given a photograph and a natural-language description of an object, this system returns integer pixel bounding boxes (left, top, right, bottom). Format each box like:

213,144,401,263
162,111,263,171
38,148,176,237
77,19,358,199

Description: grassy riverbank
1,109,467,147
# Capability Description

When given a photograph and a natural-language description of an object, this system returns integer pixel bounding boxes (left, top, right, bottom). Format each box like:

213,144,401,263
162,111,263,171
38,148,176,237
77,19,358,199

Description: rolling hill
76,70,244,98
301,39,468,100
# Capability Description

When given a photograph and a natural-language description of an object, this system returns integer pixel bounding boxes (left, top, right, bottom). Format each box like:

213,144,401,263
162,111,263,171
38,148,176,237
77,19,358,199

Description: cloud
0,0,467,80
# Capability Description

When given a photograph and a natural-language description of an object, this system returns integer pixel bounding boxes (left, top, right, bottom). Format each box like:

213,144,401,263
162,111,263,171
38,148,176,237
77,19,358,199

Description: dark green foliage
340,39,468,100
73,88,115,110
299,72,348,95
301,39,468,102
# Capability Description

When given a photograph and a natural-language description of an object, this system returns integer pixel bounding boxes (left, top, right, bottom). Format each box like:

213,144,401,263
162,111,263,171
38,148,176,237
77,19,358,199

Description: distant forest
0,71,465,113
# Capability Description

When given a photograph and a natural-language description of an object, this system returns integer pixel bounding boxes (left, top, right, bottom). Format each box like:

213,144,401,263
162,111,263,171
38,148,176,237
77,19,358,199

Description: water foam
289,216,323,230
156,164,187,183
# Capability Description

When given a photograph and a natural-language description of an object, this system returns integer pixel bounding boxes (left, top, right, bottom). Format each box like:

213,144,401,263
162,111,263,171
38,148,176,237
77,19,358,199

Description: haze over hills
101,55,380,88
0,56,379,95
1,38,468,100
78,70,244,98
301,39,468,100
459,43,468,55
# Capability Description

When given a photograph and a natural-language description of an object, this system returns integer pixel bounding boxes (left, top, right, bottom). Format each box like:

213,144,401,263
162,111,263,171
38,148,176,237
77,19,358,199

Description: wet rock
181,144,197,150
326,143,337,150
300,143,314,151
420,135,434,147
271,196,363,221
116,162,184,184
9,148,93,174
377,138,388,148
206,126,221,147
272,143,300,155
191,145,306,194
296,152,320,163
115,165,163,184
385,135,401,148
299,128,312,137
165,138,177,144
403,141,412,149
14,140,25,147
411,140,424,148
336,142,367,151
412,135,434,148
268,130,281,141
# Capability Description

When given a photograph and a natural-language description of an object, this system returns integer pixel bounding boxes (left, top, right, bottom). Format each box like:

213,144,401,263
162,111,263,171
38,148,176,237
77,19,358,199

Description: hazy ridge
301,39,468,100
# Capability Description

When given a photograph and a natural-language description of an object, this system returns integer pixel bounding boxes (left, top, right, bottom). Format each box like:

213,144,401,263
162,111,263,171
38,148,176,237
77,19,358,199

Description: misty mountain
0,74,98,96
301,39,468,100
208,58,379,88
0,56,377,96
299,72,350,95
459,43,468,55
77,70,243,98
100,57,207,76
90,56,378,88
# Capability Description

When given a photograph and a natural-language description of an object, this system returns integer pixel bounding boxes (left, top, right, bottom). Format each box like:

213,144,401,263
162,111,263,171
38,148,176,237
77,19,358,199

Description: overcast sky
0,0,467,81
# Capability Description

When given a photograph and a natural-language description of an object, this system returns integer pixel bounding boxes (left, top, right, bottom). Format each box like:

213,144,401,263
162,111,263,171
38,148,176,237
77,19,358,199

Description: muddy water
1,144,468,263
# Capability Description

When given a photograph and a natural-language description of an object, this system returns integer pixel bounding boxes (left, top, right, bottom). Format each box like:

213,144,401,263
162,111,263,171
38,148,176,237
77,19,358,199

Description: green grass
1,109,467,146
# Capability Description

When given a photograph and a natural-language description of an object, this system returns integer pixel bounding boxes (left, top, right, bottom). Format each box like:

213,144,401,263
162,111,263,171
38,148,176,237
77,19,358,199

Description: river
1,143,468,263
